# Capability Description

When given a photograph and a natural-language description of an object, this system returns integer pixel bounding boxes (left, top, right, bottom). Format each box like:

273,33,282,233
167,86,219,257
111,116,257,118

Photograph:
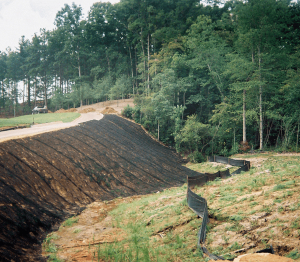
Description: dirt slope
0,115,199,261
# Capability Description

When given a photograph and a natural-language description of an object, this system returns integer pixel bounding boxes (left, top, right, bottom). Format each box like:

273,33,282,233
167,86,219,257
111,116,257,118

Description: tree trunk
27,77,30,107
207,63,224,100
129,46,134,95
147,33,150,96
258,46,263,150
1,81,3,108
157,119,160,141
23,80,25,104
135,47,138,94
44,72,47,108
297,121,299,152
106,51,111,75
140,28,146,93
243,89,246,143
234,127,236,148
78,55,82,107
34,76,37,107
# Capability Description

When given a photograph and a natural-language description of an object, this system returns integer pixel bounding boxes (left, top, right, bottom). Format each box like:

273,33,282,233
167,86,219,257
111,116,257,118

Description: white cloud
0,0,120,52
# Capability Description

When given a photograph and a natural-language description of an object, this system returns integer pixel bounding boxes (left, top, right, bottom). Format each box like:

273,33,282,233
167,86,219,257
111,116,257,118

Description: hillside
0,115,196,261
43,153,300,261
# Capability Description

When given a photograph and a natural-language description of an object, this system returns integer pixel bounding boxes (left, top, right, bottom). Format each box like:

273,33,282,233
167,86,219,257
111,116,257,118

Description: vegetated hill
44,153,300,261
0,115,200,261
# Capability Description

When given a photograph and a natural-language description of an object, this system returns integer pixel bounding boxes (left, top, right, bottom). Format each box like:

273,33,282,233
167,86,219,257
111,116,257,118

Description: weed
180,198,188,206
73,228,81,234
277,206,284,213
283,191,293,197
260,206,271,213
238,185,247,192
283,229,290,237
43,233,61,260
220,195,237,202
264,192,269,198
291,219,300,229
174,206,182,215
271,218,280,223
229,215,244,221
225,223,241,232
261,239,269,248
62,216,79,227
229,242,242,251
47,253,63,262
250,201,258,207
274,199,282,203
286,249,300,260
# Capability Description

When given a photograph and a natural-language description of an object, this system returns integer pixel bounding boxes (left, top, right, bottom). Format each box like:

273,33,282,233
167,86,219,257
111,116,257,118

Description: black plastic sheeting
187,156,251,260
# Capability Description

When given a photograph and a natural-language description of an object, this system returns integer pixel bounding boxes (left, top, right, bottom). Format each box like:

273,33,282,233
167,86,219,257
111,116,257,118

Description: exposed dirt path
0,99,134,143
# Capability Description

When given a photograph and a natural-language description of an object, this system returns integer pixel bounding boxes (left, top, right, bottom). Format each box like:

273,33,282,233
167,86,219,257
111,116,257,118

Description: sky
0,0,120,53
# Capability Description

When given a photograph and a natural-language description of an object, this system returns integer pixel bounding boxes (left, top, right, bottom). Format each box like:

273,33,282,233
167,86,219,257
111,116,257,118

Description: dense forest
1,0,300,160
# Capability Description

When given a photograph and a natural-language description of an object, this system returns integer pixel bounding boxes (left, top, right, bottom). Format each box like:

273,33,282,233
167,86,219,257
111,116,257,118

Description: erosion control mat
0,115,201,261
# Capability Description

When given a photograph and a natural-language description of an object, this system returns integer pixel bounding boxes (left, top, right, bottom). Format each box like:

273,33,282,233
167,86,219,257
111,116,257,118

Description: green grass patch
0,112,80,128
286,249,300,260
62,216,79,227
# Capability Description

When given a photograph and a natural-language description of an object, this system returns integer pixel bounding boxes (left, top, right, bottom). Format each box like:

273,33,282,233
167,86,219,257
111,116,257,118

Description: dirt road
0,99,134,143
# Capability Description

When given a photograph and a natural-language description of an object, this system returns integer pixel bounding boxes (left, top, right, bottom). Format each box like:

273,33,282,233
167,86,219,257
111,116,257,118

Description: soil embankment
0,115,198,261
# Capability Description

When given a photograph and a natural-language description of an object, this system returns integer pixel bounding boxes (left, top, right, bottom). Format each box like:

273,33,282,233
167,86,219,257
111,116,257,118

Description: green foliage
286,249,300,260
175,115,211,154
62,216,79,227
2,0,300,155
121,105,134,119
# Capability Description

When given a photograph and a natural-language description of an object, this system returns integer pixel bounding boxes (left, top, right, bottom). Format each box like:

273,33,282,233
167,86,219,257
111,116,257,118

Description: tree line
1,0,300,159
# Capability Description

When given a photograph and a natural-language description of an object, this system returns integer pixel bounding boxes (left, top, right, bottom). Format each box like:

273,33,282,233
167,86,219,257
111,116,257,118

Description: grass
43,233,62,261
44,153,300,261
286,249,300,260
0,112,80,128
61,216,79,227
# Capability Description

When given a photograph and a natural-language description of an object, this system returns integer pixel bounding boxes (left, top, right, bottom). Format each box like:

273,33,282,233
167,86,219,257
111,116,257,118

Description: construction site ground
0,99,299,262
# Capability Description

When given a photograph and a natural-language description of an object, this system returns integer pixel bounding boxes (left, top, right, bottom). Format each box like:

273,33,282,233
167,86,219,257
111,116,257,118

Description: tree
175,114,210,162
55,3,85,106
0,52,7,108
234,0,291,150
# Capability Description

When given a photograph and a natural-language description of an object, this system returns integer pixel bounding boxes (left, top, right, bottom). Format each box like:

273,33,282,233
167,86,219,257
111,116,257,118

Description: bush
286,249,300,260
143,120,153,130
188,151,206,163
121,105,133,119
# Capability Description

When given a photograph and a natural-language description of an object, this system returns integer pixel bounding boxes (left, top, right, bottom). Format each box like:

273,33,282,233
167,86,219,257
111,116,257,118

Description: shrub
121,105,134,119
286,249,300,260
188,151,206,163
